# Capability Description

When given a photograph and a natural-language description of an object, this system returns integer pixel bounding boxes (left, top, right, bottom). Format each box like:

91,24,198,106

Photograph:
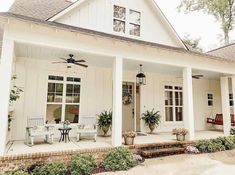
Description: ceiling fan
52,54,88,68
177,74,204,79
192,75,204,79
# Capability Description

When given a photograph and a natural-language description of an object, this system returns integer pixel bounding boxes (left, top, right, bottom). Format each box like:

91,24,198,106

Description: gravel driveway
99,150,235,175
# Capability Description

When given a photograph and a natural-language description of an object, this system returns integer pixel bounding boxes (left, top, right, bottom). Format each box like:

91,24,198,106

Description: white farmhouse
0,0,234,156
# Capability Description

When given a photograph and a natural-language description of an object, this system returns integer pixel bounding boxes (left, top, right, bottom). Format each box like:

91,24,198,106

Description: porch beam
0,38,14,156
220,77,231,136
183,67,195,140
112,56,123,147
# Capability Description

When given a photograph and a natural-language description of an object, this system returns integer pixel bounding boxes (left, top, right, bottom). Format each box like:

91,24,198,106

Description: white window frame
112,4,141,37
207,92,214,107
229,93,234,107
46,75,81,124
164,85,183,123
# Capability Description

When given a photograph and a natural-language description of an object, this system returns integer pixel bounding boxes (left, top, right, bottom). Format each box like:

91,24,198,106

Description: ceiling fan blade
52,62,67,64
74,63,88,68
74,60,86,63
59,57,68,61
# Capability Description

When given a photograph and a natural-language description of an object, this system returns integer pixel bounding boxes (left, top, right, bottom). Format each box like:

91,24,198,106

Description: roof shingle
9,0,73,20
208,43,235,61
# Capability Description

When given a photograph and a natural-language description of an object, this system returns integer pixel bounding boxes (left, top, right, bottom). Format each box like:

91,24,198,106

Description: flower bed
3,148,143,175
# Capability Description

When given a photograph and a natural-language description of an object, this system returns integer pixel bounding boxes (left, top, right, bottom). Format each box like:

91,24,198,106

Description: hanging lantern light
136,64,146,85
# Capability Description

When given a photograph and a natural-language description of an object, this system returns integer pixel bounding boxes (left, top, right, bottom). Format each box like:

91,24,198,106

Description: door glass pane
175,107,183,121
165,91,173,105
165,107,173,121
46,104,62,124
65,105,79,123
48,83,55,92
47,83,63,102
66,84,80,103
175,92,182,106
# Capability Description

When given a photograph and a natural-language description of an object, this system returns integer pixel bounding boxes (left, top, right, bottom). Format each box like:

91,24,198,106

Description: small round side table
58,128,72,143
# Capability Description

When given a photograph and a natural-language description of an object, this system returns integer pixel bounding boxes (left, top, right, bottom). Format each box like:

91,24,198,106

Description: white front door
122,82,135,132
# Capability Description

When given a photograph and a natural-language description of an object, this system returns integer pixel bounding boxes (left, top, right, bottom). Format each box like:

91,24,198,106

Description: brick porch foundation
0,141,193,172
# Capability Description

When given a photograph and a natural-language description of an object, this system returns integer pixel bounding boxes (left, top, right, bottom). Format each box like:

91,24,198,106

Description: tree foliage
178,0,235,45
183,34,203,52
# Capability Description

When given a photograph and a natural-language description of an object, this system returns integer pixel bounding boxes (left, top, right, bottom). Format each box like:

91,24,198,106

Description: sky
0,0,234,51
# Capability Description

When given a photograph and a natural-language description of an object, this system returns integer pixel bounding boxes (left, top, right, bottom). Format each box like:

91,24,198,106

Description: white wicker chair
77,116,97,142
25,118,54,146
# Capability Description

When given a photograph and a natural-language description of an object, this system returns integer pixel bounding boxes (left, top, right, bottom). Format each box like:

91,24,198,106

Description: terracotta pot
102,126,110,136
149,124,156,133
124,137,135,145
176,134,186,141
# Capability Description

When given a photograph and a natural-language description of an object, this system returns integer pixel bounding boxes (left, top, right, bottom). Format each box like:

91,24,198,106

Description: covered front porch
6,131,224,155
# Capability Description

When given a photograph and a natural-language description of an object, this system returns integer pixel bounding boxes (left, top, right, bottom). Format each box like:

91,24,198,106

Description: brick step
141,147,185,158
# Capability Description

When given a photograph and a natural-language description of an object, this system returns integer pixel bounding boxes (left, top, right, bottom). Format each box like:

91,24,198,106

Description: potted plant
123,131,137,145
97,110,112,136
141,109,161,134
63,120,70,128
172,128,188,141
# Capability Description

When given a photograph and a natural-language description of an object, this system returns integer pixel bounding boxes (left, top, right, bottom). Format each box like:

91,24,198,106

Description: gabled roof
208,43,235,61
0,12,231,64
9,0,187,49
47,0,188,49
9,0,73,20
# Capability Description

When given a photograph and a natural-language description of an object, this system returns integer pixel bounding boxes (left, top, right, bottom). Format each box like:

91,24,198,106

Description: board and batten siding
11,58,222,140
56,0,181,48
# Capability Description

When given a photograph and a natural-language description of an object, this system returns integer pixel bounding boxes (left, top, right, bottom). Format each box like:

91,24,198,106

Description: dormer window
113,5,141,37
113,5,126,34
129,10,141,36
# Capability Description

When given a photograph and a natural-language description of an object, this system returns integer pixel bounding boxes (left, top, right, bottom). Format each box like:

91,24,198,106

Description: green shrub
103,147,137,171
32,162,67,175
70,155,97,175
219,136,235,150
194,136,235,153
6,170,29,175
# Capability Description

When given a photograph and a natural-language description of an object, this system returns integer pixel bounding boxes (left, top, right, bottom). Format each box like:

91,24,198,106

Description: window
229,93,234,106
113,5,126,33
46,75,81,124
113,5,141,36
129,10,141,36
207,93,213,106
164,85,183,122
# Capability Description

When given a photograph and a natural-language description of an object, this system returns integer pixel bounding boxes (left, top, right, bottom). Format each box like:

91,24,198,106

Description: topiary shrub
103,147,137,171
70,155,97,175
6,170,29,175
32,162,67,175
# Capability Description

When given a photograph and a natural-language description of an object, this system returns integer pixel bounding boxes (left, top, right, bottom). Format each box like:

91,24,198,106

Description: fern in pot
97,110,112,136
141,109,161,134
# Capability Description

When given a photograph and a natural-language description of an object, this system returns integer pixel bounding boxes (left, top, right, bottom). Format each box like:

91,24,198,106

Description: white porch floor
5,131,224,156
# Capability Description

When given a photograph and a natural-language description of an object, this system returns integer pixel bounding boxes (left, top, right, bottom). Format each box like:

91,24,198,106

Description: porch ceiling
14,42,223,80
14,42,114,68
124,59,223,80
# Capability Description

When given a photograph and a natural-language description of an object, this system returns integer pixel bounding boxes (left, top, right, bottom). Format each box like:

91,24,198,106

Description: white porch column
112,56,123,147
0,38,14,156
183,67,195,140
220,77,231,136
232,76,235,120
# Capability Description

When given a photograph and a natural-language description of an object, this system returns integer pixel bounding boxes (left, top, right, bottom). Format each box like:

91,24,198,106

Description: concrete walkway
99,150,235,175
